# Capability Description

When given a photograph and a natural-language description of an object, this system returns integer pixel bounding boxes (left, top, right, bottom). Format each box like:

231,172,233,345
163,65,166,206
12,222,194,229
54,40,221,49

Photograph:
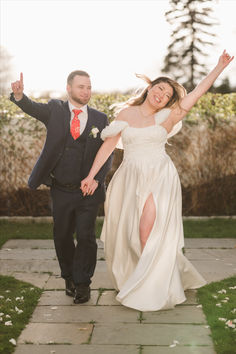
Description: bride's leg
139,194,156,252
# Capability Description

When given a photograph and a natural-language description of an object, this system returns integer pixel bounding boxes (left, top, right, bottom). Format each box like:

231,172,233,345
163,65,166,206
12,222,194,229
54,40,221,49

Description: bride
81,50,233,311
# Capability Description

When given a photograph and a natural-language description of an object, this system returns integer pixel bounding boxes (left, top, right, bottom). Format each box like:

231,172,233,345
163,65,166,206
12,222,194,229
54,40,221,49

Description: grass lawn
197,276,236,354
183,218,236,238
0,218,235,249
0,275,42,354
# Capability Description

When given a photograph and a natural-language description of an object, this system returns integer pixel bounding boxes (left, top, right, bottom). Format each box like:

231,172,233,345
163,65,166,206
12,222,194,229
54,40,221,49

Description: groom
10,71,112,303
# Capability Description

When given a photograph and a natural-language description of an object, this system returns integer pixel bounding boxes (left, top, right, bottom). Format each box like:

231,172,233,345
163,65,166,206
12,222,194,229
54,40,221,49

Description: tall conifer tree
162,0,218,91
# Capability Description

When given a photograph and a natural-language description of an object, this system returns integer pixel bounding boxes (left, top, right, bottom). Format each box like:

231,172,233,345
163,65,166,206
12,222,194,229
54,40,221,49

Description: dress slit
139,193,157,252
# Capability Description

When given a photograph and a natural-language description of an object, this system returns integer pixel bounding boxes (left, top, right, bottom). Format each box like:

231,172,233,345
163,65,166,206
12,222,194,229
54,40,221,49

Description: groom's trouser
50,186,99,286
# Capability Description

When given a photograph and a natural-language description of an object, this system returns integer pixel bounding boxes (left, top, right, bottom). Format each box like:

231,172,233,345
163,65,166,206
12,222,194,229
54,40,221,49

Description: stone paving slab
91,323,213,346
2,239,55,249
142,346,215,354
142,305,206,324
184,238,236,249
185,249,219,260
17,322,93,345
97,239,104,249
38,290,99,306
97,248,105,260
95,260,108,272
98,290,120,305
185,249,236,268
31,305,140,323
12,272,50,288
43,273,114,291
91,271,114,289
14,344,140,354
0,259,60,275
191,260,236,282
204,249,236,262
43,275,65,290
98,290,198,306
0,248,56,260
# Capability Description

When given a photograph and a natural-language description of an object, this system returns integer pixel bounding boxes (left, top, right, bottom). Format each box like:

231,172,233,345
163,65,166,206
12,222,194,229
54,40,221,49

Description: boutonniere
89,126,100,138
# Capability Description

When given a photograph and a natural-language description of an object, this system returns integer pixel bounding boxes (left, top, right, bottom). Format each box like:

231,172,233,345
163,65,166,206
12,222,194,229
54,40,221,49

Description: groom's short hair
67,70,90,85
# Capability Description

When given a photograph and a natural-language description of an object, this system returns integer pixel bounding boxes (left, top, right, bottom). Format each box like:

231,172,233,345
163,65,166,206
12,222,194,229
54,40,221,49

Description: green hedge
0,92,236,216
1,92,236,129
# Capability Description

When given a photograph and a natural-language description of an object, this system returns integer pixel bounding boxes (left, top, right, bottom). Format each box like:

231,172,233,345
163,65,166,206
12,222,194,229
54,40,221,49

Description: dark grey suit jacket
10,93,112,203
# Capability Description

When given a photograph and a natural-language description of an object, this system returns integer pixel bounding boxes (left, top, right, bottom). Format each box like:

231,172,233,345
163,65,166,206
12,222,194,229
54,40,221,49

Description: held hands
81,177,98,196
11,72,24,100
217,50,234,69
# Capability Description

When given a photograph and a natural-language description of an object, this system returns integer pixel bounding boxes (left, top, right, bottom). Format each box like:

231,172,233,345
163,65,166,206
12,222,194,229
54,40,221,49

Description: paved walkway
0,238,236,354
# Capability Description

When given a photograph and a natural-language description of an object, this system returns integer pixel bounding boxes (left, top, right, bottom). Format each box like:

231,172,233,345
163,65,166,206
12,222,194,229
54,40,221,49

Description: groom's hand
11,72,24,101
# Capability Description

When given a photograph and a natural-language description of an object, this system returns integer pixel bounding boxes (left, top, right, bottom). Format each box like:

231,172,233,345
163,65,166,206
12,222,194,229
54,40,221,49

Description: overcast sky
1,0,236,96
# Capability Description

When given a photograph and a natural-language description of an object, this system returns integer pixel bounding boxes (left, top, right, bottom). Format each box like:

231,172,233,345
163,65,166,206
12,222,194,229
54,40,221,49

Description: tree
0,46,12,95
212,77,236,93
162,0,218,92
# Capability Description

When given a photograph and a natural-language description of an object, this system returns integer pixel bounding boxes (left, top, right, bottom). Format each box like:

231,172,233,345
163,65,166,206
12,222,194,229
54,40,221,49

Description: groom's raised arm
10,73,51,125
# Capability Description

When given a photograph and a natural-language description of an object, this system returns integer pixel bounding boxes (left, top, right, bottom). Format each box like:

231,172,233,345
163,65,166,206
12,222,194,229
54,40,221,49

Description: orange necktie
71,109,82,140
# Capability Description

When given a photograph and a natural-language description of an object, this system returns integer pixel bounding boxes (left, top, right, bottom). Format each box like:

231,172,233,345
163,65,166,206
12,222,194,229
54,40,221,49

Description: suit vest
52,118,90,186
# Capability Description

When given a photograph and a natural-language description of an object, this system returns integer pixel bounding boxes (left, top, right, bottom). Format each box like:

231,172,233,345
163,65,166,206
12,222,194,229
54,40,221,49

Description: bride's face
147,82,173,109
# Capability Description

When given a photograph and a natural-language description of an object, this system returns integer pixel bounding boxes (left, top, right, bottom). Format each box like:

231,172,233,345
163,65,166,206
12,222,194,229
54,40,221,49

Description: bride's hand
81,177,98,196
217,50,234,69
81,176,93,195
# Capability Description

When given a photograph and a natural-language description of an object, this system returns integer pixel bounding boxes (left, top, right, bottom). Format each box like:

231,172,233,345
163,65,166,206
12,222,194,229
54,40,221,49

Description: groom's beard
70,94,90,106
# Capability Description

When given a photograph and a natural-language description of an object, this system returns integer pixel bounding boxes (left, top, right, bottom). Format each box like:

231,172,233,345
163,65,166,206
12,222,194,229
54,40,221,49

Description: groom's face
67,75,92,106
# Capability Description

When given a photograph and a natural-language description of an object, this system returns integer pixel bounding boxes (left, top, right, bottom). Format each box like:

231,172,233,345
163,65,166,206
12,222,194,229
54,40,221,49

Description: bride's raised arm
170,50,234,123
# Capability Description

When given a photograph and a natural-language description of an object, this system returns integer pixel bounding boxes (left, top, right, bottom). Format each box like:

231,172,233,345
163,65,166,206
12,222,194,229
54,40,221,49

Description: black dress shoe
74,284,91,304
65,279,75,297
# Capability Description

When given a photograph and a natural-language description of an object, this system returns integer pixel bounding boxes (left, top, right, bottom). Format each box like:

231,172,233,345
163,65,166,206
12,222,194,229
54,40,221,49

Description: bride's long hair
112,74,187,116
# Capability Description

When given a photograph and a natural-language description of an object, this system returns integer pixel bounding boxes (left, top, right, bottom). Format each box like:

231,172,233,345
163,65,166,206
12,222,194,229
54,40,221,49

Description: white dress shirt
68,101,88,135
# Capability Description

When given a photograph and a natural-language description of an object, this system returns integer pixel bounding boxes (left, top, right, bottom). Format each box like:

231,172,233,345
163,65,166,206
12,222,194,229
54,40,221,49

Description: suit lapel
83,106,95,159
62,101,71,137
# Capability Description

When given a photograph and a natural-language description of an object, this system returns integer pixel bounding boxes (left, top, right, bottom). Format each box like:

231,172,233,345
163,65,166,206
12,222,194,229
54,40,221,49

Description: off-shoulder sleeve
167,120,182,138
101,120,129,140
154,108,182,138
101,120,129,149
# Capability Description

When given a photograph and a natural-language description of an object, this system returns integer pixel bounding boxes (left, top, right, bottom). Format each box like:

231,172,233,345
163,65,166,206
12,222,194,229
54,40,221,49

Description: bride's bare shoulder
115,106,136,123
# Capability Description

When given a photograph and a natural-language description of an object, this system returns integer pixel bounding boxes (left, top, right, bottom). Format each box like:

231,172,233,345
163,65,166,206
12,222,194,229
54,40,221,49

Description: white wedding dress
100,108,206,311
